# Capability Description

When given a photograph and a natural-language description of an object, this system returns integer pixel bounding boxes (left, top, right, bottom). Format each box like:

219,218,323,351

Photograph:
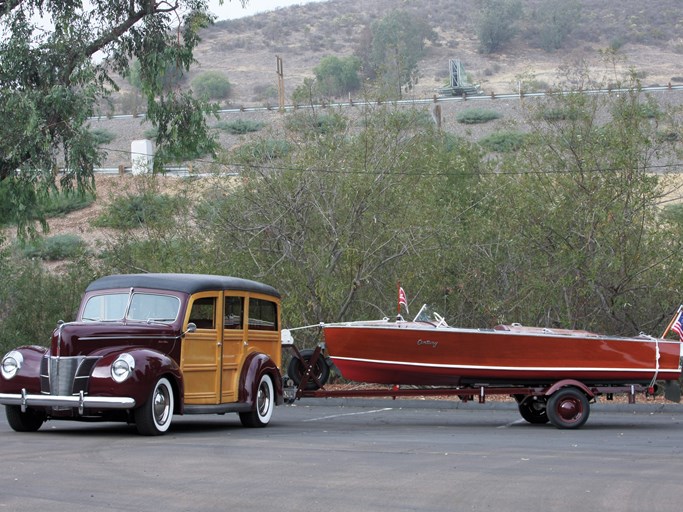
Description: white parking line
302,408,394,422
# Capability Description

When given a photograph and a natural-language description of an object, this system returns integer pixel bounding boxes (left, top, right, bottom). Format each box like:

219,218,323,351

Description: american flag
672,310,683,341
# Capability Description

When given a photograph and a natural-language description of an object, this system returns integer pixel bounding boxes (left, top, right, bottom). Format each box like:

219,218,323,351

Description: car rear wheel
5,405,45,432
135,377,174,435
240,373,274,428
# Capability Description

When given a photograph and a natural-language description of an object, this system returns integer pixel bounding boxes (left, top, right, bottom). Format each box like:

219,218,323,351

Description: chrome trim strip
0,391,135,410
77,335,180,341
330,356,681,374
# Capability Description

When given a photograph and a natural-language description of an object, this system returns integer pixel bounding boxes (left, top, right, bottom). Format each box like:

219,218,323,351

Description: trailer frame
284,344,652,429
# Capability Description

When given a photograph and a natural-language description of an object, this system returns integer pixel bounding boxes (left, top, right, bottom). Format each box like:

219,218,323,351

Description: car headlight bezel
1,351,23,380
111,353,135,383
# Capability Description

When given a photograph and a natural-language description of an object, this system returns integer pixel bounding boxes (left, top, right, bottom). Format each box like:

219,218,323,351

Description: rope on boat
286,322,325,331
647,334,661,390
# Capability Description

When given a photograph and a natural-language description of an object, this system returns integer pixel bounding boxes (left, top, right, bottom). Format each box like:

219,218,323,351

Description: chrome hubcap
153,386,170,424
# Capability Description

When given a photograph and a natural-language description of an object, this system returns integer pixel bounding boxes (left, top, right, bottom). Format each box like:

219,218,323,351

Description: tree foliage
313,55,361,98
192,71,232,101
477,0,523,54
529,0,581,52
0,0,233,235
438,70,683,335
360,10,436,99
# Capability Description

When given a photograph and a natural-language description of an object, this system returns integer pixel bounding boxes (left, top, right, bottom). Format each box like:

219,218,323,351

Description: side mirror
183,323,197,337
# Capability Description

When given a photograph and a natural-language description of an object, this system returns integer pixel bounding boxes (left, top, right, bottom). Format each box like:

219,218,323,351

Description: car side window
248,298,278,331
189,297,216,330
224,296,244,329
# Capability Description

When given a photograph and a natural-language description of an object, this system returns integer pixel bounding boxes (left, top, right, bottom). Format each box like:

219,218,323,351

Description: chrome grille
41,356,100,396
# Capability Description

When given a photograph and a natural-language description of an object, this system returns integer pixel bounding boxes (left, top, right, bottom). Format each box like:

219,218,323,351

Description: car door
221,293,246,403
181,292,222,404
244,295,281,369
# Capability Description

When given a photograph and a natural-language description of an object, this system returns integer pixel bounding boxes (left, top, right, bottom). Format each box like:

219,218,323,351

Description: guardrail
92,84,683,121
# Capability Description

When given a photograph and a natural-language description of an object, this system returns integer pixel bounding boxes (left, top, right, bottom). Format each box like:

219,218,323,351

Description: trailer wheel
287,349,330,390
516,396,549,424
546,387,590,429
6,405,45,432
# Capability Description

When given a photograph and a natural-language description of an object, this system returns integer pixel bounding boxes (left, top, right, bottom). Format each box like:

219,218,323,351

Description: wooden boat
322,306,683,388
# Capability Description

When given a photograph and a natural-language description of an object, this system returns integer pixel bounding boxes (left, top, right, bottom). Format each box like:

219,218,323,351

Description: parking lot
2,400,682,512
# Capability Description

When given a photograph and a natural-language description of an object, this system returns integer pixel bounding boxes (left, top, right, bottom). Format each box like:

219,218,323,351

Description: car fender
0,345,47,394
239,352,284,408
88,348,184,408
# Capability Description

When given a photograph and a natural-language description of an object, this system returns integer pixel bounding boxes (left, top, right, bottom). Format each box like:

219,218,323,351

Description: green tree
127,59,185,93
364,10,436,99
195,106,480,333
313,55,361,97
0,0,241,236
477,0,523,54
439,69,683,335
530,0,581,51
0,258,97,352
192,71,232,101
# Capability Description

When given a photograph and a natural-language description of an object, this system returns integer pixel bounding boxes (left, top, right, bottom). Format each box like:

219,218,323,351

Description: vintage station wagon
0,273,284,435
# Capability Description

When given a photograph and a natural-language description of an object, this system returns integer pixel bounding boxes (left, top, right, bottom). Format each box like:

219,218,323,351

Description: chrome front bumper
0,389,136,415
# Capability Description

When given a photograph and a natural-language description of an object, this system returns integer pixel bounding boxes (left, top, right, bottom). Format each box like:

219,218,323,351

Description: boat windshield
412,304,448,327
81,292,181,324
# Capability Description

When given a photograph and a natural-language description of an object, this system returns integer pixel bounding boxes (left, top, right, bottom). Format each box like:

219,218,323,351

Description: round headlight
111,353,135,383
1,351,23,380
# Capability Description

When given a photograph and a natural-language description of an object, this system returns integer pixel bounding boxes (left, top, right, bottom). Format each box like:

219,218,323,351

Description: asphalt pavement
2,399,683,512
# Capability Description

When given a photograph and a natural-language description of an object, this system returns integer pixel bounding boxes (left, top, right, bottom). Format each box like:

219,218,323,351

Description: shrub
456,108,501,124
93,192,182,229
41,191,95,218
192,71,232,101
89,128,116,145
478,131,527,152
214,119,265,134
20,234,87,260
540,108,581,122
285,112,346,136
0,260,96,351
0,183,94,228
232,139,292,163
313,55,361,97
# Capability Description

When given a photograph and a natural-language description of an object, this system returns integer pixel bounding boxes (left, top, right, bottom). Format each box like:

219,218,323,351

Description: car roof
85,273,281,298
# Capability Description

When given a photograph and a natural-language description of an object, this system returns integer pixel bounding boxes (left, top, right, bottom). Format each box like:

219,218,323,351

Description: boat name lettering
417,339,438,348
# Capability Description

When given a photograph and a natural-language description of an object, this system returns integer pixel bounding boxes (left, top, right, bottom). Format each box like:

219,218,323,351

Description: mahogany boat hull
323,322,683,386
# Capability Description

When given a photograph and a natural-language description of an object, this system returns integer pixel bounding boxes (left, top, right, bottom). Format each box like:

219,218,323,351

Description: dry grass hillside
193,0,683,105
91,0,683,169
21,0,683,250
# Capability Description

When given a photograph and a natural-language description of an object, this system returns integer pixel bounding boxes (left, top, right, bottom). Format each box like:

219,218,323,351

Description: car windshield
82,292,181,323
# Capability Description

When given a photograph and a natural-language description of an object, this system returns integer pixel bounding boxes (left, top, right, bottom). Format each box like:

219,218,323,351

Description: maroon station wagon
0,273,284,435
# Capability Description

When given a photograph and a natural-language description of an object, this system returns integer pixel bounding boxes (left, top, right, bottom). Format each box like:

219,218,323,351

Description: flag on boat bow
398,286,409,315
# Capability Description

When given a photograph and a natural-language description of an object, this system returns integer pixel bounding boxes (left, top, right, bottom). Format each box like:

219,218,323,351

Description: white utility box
131,139,154,175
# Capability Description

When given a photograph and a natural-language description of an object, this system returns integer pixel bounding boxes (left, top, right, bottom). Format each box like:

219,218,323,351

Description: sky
208,0,326,20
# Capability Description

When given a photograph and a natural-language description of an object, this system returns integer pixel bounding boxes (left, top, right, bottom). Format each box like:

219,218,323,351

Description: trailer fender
544,379,594,399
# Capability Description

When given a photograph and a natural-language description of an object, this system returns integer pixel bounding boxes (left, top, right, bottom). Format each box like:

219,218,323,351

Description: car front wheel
135,377,174,435
239,373,275,428
6,405,45,432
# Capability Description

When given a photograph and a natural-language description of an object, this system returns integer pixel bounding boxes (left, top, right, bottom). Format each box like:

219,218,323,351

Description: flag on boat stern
672,309,683,341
